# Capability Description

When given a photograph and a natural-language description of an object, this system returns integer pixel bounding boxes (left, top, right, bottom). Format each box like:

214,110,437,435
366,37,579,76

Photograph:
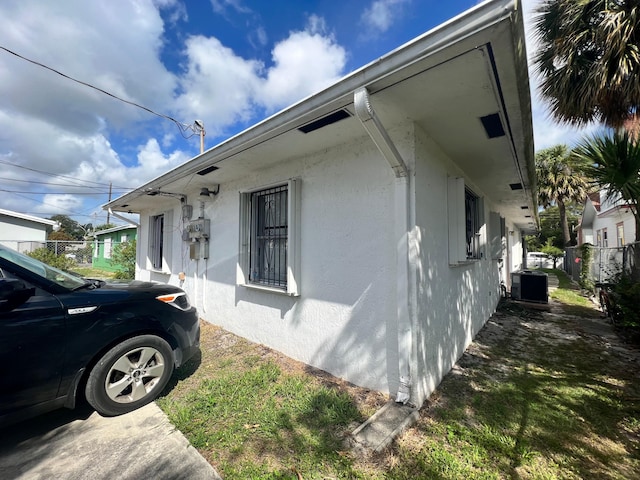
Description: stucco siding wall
142,135,401,394
136,123,527,401
411,125,504,404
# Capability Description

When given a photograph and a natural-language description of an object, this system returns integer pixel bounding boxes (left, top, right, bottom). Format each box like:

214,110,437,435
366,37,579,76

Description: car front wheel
85,335,174,416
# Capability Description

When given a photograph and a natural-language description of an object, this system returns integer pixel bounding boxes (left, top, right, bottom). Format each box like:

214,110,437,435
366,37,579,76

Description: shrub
111,240,136,279
578,243,594,291
27,247,76,271
611,272,640,328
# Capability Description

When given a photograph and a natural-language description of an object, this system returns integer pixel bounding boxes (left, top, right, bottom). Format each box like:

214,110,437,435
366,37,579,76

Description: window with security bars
150,214,164,269
249,185,288,288
465,188,481,260
448,176,484,265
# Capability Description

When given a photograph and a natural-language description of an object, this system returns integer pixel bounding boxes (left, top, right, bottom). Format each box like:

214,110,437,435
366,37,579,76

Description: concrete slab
351,401,419,453
0,402,220,480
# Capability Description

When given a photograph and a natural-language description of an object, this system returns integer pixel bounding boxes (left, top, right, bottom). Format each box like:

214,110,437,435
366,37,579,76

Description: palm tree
536,145,589,247
534,0,640,131
574,131,640,241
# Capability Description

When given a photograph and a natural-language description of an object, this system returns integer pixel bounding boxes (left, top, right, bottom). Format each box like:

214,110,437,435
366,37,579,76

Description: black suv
0,244,199,427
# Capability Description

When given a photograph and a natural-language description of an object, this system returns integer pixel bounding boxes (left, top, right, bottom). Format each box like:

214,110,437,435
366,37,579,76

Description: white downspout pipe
354,87,415,405
107,208,140,228
354,88,408,178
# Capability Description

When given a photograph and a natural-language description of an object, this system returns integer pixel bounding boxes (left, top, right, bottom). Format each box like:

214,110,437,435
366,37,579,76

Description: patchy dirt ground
167,291,640,478
387,297,640,479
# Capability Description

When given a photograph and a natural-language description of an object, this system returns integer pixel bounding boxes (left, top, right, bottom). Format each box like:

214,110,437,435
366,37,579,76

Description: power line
0,189,121,195
0,44,202,139
0,176,131,190
0,159,131,189
10,191,102,218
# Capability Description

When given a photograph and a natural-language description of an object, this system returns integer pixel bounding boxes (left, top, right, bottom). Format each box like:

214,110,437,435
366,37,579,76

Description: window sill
449,259,480,267
149,269,171,275
241,283,299,297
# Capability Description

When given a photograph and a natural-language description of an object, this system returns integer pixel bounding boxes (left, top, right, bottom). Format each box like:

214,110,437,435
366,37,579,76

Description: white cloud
72,137,189,191
0,0,183,218
175,15,347,128
259,16,346,111
38,194,84,216
361,0,411,33
210,0,251,15
0,0,177,132
175,36,262,136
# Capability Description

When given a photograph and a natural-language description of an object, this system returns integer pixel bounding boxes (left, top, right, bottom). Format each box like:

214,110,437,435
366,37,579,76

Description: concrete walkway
0,402,220,480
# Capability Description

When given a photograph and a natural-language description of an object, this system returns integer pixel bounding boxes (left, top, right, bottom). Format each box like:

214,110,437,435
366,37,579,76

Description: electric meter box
187,219,210,240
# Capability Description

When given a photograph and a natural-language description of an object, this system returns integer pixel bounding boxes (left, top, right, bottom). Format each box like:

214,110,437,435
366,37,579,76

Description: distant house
104,0,536,407
0,208,58,252
579,191,636,247
93,225,137,272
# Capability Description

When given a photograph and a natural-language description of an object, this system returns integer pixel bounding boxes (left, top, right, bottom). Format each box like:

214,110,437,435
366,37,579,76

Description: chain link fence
565,241,639,284
2,240,131,272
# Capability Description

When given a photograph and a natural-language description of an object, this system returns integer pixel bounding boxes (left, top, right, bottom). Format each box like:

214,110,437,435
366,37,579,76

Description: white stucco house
579,191,637,247
104,0,536,407
0,208,58,252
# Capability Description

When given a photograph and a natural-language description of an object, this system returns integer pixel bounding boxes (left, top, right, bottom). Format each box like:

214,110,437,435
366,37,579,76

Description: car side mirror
0,279,35,312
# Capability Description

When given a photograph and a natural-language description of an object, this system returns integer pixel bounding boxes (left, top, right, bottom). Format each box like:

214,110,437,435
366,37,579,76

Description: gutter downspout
354,87,415,405
107,208,140,228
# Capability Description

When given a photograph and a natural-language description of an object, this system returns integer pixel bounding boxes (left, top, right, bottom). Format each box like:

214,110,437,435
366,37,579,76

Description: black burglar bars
250,185,288,288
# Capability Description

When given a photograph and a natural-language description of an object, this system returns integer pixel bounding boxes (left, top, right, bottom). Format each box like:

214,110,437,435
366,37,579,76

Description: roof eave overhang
105,0,529,215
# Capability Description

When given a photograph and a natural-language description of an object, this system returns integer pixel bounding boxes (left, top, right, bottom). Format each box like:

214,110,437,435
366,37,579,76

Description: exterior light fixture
199,185,220,197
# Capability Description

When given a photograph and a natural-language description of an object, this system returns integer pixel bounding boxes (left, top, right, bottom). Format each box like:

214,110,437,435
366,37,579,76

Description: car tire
85,335,174,416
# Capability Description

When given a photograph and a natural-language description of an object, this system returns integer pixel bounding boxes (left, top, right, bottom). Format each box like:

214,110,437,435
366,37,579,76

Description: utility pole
106,182,112,224
195,120,205,154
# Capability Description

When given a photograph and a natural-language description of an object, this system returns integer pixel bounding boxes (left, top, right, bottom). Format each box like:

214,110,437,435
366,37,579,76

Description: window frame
104,237,112,259
465,188,482,260
150,213,165,271
448,176,485,265
239,179,301,296
616,222,625,247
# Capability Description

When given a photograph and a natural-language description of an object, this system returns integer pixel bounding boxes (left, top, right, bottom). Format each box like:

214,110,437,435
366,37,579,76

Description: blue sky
0,0,591,226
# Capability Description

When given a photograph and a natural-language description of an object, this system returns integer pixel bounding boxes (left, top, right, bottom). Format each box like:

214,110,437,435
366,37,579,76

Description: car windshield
0,244,87,290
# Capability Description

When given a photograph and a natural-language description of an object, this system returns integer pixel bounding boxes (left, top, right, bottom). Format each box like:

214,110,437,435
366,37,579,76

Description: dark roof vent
521,205,529,210
509,183,523,190
480,113,505,139
197,165,219,176
298,109,351,134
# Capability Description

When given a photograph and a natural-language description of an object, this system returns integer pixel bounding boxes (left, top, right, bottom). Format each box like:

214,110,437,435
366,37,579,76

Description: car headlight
156,292,192,311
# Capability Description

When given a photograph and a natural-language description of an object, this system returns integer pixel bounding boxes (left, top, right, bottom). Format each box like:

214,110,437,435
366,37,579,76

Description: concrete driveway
0,402,220,480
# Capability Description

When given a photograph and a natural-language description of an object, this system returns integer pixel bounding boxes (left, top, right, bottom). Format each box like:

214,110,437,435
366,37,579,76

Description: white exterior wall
592,208,635,246
410,125,514,403
136,124,526,401
139,135,399,394
0,217,50,242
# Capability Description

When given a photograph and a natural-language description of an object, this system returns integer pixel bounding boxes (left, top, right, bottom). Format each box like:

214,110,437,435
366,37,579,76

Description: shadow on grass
161,360,367,478
384,308,640,479
160,348,203,396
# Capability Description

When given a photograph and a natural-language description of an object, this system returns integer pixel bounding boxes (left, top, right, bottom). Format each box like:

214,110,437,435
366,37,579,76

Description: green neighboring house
93,225,137,272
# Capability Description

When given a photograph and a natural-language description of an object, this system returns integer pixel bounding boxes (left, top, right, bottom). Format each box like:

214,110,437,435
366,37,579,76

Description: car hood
55,280,187,310
101,280,183,293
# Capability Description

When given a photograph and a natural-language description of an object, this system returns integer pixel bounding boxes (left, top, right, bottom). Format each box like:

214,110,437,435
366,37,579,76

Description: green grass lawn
70,266,116,279
157,275,640,479
543,268,601,317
